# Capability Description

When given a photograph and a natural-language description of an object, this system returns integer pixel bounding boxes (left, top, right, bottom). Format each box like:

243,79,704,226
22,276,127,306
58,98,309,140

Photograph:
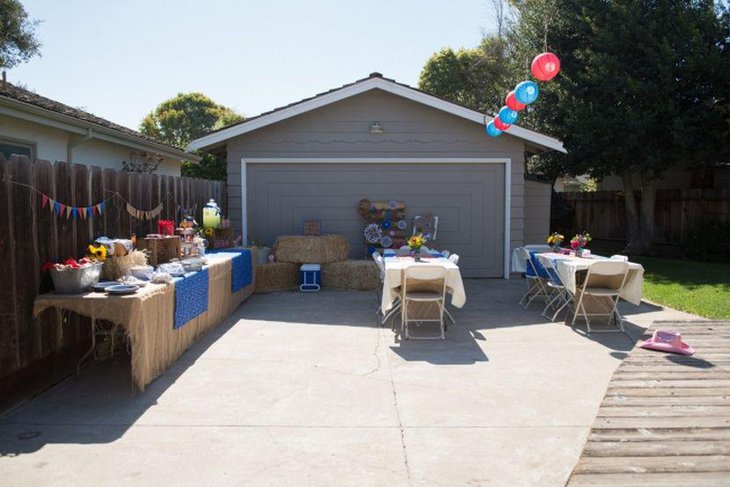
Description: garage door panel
248,163,504,277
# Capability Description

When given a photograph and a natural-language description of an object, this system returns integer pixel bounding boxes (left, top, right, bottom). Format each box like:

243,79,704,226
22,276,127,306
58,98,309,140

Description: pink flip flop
640,329,695,356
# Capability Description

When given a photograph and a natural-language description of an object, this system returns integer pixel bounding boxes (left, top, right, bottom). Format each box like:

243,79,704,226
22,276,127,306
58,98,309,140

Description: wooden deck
568,320,730,486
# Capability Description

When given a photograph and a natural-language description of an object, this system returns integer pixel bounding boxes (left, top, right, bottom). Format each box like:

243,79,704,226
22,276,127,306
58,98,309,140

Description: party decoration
486,121,502,137
380,235,393,248
493,117,511,131
396,220,407,230
364,223,383,244
531,52,561,81
382,220,391,230
514,81,539,105
367,246,376,255
506,91,526,111
498,106,520,125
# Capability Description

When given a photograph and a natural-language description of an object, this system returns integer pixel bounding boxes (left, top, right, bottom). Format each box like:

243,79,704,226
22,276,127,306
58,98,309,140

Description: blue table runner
173,268,209,329
207,248,253,292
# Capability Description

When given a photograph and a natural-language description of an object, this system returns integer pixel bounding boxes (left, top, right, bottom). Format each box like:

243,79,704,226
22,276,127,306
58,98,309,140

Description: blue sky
9,1,497,130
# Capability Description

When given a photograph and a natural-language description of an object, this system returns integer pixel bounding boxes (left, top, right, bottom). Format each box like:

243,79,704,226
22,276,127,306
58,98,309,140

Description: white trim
241,157,513,278
190,77,565,153
242,157,510,164
504,160,512,279
241,160,248,247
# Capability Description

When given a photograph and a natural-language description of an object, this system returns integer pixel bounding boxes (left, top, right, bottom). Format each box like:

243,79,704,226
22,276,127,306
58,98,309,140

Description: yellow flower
88,244,107,262
204,227,215,237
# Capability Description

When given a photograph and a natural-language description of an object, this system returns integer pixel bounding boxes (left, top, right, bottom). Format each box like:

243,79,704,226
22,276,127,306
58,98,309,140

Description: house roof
188,73,566,154
0,81,200,162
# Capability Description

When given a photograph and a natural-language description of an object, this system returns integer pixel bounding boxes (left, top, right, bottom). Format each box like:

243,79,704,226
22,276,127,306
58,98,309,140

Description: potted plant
407,233,426,262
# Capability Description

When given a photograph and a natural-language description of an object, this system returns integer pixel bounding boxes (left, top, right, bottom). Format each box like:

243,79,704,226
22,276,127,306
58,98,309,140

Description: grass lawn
633,256,730,319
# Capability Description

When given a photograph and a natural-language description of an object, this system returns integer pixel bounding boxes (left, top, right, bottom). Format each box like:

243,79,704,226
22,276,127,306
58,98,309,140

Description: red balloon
505,91,526,111
493,117,510,131
531,52,561,81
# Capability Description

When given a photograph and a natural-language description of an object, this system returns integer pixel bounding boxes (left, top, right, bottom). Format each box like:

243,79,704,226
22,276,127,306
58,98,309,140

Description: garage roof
188,73,566,154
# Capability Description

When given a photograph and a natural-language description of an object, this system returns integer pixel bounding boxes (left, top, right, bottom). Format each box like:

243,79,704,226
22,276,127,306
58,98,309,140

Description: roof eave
188,77,566,154
0,97,201,163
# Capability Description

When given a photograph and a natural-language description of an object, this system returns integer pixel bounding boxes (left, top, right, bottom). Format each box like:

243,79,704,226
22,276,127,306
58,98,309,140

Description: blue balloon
485,121,502,137
498,106,520,125
514,80,539,104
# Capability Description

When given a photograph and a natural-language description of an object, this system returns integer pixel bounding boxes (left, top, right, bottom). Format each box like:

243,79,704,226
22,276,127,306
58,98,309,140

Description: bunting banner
126,201,163,220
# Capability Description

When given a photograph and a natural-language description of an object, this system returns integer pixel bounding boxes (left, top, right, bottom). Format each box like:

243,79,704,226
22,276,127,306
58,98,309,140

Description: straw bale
323,260,380,290
255,262,299,293
102,250,148,280
273,235,349,264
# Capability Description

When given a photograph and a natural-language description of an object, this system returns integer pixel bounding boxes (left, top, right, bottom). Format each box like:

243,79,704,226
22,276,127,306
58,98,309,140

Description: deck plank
567,320,730,485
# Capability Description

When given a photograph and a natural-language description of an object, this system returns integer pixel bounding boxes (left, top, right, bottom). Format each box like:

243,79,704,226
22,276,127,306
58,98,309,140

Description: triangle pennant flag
81,207,87,219
49,199,55,214
59,203,66,216
42,194,49,209
65,206,72,219
97,203,103,215
72,207,78,219
87,206,93,217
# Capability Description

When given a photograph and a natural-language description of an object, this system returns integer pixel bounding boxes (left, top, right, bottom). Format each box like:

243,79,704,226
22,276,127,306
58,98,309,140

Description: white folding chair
537,254,572,321
570,260,629,334
373,252,400,327
518,248,550,308
448,253,459,265
401,265,448,340
610,254,629,261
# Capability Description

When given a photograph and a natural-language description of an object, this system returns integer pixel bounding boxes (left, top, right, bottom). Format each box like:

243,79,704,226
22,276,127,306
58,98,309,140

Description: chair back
448,254,460,265
371,251,386,280
583,261,629,292
537,254,563,286
403,265,447,297
528,251,550,279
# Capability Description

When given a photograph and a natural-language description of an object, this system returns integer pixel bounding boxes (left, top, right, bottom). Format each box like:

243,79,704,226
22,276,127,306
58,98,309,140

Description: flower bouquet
408,233,426,262
546,232,564,252
570,232,592,257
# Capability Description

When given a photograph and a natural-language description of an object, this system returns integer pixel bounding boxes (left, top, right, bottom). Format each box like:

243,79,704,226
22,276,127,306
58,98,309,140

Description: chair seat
547,282,564,289
405,291,443,301
583,287,621,296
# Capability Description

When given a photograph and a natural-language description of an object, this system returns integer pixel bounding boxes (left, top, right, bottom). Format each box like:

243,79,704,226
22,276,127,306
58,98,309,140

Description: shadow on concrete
0,308,244,457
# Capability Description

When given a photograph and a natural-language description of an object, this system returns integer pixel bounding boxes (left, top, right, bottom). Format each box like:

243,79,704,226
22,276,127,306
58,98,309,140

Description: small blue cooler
299,264,321,292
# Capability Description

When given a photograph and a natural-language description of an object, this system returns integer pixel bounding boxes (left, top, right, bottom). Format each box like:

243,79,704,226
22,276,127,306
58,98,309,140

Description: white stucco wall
0,115,181,176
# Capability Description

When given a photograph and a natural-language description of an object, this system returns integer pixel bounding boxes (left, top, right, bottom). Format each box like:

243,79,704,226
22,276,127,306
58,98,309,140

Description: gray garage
190,73,564,278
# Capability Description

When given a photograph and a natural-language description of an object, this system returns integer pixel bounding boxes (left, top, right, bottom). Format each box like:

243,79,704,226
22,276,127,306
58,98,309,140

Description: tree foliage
140,92,243,181
0,0,41,69
418,36,512,114
510,0,730,252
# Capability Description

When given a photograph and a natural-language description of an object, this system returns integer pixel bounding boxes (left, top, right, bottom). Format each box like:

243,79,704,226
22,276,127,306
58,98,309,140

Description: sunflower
204,227,215,238
88,244,107,262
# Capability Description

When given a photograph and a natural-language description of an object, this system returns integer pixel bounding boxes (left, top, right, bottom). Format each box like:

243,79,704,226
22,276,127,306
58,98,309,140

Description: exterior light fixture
369,122,383,134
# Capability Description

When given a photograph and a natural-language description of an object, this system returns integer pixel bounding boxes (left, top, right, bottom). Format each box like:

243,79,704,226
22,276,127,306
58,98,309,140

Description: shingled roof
0,81,198,161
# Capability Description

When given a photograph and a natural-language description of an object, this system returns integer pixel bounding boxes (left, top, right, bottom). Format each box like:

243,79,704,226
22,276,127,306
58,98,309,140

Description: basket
50,262,104,294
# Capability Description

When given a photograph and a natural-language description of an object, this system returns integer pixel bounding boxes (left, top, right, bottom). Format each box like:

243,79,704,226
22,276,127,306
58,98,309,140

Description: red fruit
64,258,80,268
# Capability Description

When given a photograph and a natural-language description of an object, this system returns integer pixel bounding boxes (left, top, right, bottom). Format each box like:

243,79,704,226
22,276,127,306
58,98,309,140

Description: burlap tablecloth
33,253,254,390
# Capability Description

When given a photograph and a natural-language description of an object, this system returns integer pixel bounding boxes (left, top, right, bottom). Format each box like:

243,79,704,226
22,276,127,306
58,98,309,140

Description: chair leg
444,307,455,325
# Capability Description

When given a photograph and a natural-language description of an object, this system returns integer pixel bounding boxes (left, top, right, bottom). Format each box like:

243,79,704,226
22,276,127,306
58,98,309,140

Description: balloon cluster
486,52,561,137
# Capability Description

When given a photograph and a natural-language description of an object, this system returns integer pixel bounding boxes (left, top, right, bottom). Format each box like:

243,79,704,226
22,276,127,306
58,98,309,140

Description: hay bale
102,250,148,280
273,235,349,264
323,260,380,290
255,262,299,293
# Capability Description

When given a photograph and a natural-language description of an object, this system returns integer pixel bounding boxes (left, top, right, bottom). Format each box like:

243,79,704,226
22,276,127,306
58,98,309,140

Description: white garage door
246,162,505,277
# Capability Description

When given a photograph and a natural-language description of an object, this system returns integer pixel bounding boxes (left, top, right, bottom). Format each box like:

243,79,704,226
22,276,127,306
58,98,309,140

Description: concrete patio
0,279,700,486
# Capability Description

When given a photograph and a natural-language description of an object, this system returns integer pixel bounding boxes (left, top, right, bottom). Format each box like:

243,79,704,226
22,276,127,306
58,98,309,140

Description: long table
33,252,255,390
381,256,466,317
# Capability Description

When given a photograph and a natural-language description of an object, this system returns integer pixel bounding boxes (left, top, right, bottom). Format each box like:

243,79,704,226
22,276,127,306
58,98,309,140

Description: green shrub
684,220,730,262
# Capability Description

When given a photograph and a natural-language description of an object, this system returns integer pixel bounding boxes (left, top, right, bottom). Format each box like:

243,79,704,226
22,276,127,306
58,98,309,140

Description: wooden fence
556,188,730,245
0,155,226,408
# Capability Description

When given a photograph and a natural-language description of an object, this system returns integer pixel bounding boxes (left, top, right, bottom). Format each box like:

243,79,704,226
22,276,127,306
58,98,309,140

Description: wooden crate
137,236,180,265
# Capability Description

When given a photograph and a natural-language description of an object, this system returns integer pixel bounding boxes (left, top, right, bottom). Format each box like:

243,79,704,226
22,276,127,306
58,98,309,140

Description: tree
418,35,513,114
140,93,243,180
509,0,730,254
0,0,41,69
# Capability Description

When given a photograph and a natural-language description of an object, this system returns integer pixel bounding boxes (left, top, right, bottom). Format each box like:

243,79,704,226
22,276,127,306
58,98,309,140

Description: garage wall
225,89,526,255
248,163,505,277
524,179,551,245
